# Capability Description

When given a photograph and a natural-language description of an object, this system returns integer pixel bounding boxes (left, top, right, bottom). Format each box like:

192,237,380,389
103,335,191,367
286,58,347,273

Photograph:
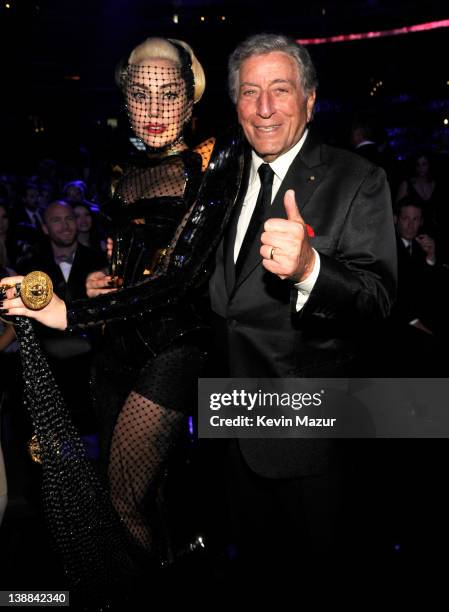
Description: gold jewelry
270,247,276,260
147,138,188,159
107,276,124,288
0,283,20,299
2,271,54,310
28,434,42,464
21,271,53,310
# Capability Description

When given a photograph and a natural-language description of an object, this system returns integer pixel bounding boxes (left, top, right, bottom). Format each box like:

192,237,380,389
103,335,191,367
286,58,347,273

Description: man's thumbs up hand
260,189,316,282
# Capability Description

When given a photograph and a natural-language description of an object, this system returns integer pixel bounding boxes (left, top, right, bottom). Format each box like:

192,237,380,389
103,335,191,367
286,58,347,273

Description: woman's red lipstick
144,123,167,134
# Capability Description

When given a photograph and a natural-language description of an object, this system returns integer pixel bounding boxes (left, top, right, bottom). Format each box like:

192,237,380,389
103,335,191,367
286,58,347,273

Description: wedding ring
270,247,276,260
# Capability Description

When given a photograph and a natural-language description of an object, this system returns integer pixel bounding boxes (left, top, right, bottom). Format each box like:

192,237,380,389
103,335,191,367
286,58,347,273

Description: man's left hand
415,234,436,262
260,189,315,282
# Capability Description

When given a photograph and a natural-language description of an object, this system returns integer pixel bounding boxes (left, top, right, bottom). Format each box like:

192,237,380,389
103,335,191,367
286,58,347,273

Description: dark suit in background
19,241,107,304
354,141,381,165
395,236,437,325
12,204,45,262
379,234,447,376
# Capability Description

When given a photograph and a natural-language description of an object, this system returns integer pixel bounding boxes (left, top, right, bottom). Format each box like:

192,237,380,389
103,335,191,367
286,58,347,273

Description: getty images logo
209,389,323,411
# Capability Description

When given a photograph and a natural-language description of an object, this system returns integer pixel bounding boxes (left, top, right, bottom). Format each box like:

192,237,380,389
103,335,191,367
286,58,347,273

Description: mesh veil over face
124,60,193,151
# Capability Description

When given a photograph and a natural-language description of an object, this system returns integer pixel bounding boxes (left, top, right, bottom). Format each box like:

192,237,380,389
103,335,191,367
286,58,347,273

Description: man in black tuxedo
382,197,447,375
13,182,42,229
19,200,107,302
209,34,397,579
350,114,396,191
394,198,437,331
12,182,45,259
350,115,381,164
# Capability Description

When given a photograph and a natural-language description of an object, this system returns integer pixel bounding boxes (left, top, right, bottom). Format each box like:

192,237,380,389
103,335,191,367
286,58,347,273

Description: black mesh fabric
108,149,202,289
108,391,185,553
13,317,134,603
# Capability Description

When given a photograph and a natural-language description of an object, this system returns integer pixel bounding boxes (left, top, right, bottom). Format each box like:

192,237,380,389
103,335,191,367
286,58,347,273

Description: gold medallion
21,271,53,310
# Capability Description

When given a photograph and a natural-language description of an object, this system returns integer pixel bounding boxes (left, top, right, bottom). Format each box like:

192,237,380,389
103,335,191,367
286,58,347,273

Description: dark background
1,2,449,600
0,0,448,174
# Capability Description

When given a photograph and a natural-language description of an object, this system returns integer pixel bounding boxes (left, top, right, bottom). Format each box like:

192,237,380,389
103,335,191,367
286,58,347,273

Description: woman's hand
86,270,117,298
0,275,68,330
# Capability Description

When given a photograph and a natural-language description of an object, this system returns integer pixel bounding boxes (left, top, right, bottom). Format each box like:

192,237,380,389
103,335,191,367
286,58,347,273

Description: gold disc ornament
28,434,42,464
20,271,53,310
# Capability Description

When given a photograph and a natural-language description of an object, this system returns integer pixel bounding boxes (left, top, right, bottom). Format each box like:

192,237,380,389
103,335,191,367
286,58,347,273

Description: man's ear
42,224,49,236
306,90,316,123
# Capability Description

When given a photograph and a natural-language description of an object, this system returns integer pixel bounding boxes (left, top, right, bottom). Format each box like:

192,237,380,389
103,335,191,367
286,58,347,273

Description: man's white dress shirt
233,130,320,311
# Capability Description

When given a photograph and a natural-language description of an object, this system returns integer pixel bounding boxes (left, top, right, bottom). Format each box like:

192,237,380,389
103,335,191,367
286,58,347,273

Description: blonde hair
123,37,205,104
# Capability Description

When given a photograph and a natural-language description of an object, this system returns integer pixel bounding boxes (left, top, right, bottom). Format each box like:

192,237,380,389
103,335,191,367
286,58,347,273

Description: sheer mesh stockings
108,390,184,554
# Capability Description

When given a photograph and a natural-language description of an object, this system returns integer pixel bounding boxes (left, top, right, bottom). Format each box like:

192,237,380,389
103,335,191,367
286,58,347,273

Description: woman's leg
108,390,184,553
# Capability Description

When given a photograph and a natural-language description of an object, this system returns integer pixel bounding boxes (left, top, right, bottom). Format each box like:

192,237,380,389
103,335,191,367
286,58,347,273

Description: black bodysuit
63,132,244,554
92,149,206,418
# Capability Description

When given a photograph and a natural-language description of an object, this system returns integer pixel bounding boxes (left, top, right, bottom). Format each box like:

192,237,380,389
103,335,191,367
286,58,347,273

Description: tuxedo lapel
233,131,327,291
270,130,326,217
44,255,67,298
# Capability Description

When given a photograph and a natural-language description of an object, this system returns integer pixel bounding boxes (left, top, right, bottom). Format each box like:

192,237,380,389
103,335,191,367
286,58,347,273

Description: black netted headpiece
168,40,194,102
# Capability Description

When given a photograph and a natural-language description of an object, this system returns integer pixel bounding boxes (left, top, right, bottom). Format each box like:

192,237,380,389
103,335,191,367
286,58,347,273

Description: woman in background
73,201,106,253
396,152,439,232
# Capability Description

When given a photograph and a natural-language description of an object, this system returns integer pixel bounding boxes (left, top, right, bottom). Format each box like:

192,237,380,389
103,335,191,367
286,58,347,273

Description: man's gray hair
228,33,318,103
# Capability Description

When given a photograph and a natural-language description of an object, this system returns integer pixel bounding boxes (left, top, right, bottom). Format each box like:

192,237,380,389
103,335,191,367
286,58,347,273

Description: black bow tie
55,253,75,264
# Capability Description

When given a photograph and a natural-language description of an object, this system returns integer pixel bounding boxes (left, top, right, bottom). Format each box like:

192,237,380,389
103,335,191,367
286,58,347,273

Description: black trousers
225,440,344,578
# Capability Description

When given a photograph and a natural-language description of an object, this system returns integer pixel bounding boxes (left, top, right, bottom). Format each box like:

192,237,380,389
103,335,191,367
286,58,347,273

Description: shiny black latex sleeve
67,128,244,329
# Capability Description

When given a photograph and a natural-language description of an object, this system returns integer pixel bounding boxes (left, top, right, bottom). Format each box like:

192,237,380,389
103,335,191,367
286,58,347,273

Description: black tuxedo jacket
12,205,44,249
12,205,42,228
19,241,107,303
394,235,442,330
209,130,397,478
354,143,380,165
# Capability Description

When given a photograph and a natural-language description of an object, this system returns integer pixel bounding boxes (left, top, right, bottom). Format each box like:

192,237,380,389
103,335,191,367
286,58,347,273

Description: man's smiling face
237,51,315,162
